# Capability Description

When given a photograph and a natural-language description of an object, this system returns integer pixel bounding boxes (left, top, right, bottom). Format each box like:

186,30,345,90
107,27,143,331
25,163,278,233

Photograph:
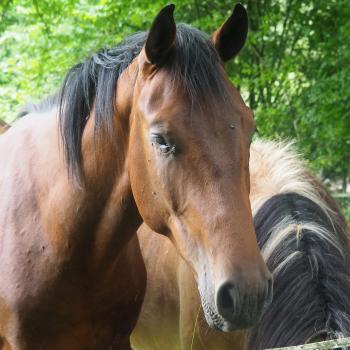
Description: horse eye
159,144,171,153
151,134,175,155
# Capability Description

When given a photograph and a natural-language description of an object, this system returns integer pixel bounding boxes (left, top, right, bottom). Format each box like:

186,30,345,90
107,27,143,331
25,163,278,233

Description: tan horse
0,4,271,350
132,140,350,350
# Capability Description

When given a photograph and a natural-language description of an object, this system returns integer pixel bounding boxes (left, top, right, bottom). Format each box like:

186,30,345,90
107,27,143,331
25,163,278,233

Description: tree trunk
342,169,347,193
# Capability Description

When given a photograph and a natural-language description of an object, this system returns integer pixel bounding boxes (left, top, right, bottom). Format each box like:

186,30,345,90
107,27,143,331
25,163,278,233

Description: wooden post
265,337,350,350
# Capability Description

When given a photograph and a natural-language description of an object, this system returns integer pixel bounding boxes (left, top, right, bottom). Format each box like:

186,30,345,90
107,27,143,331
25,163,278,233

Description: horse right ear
145,4,176,65
211,3,248,62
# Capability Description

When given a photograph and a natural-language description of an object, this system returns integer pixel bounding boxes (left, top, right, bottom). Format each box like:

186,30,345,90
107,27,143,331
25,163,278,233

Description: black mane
249,192,350,349
57,24,226,179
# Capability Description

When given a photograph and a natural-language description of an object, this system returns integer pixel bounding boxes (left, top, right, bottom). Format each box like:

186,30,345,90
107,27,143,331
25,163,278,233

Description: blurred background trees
0,0,349,202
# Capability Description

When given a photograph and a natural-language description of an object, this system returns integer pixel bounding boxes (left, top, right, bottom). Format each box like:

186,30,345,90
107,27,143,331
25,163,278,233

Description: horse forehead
139,71,185,112
138,69,251,131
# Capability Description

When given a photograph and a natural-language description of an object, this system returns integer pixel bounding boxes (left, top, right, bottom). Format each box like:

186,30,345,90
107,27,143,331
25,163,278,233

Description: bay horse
132,139,350,350
0,4,272,350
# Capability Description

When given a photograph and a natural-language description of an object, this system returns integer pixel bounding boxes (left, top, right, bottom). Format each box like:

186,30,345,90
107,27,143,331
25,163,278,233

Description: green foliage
337,196,350,224
0,0,349,193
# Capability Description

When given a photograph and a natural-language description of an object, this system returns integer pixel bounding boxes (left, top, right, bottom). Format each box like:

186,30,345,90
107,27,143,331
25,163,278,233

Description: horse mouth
199,290,259,332
199,291,230,331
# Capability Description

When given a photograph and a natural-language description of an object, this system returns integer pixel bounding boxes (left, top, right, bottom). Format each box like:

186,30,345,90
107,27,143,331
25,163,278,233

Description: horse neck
82,112,142,251
50,108,141,275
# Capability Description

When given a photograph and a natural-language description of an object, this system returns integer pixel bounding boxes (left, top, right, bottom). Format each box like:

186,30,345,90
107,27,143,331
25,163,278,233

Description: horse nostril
216,282,236,318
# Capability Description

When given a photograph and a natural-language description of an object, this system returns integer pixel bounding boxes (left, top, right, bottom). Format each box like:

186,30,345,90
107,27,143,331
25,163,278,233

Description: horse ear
211,3,248,62
145,4,176,65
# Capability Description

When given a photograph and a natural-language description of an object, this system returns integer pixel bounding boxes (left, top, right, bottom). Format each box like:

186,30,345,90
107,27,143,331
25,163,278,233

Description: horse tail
248,192,350,350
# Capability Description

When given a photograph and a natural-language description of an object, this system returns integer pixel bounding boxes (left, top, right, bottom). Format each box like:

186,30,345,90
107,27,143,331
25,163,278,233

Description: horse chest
0,229,145,349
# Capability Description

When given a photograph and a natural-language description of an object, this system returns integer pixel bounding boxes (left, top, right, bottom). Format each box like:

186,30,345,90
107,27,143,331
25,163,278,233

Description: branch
193,0,200,22
32,0,51,37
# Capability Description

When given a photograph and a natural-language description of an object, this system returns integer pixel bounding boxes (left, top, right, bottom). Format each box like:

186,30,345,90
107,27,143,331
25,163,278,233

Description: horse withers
0,4,271,350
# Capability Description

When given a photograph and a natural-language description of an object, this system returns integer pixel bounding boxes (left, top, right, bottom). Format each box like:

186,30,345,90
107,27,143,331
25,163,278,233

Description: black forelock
56,24,227,180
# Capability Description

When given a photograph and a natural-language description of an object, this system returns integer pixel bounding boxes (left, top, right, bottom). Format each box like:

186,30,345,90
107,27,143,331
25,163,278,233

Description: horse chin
204,309,252,332
201,302,234,332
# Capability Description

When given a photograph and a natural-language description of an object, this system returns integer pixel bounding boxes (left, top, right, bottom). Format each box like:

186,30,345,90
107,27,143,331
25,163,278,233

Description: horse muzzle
214,276,273,331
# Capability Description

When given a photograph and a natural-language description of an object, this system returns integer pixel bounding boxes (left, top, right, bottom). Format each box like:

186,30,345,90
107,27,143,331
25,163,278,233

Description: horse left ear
145,4,176,65
211,3,248,62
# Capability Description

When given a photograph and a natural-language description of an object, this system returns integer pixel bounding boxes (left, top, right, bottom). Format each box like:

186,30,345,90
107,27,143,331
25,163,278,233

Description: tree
0,0,349,189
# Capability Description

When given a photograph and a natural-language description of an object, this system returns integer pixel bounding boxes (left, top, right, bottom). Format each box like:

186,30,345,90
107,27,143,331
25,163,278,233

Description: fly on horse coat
0,4,272,350
132,140,350,350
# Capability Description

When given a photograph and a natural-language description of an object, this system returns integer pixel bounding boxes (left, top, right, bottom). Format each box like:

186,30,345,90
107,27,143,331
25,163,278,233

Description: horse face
128,4,272,331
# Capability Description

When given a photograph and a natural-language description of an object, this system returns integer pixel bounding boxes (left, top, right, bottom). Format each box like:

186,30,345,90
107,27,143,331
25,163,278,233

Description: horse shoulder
0,109,72,296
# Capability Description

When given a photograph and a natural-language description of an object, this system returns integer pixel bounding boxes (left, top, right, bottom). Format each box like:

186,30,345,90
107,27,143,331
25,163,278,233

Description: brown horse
132,139,350,350
0,4,271,350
